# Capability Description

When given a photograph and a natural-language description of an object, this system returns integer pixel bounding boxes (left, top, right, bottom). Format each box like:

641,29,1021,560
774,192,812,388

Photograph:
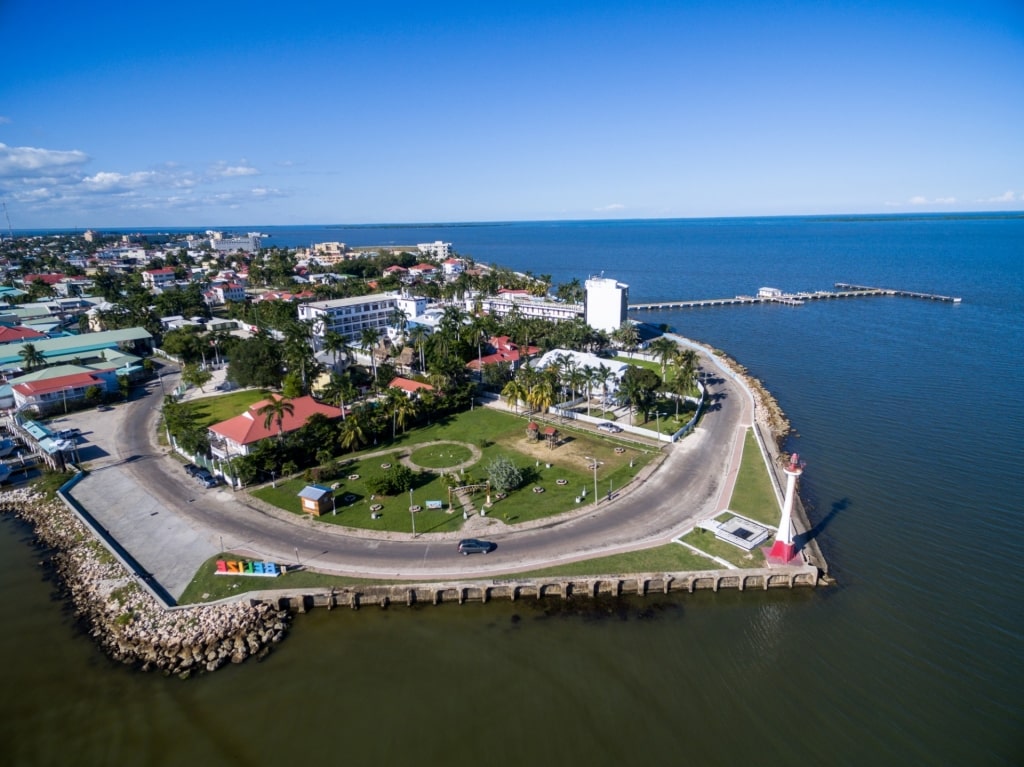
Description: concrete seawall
252,565,823,613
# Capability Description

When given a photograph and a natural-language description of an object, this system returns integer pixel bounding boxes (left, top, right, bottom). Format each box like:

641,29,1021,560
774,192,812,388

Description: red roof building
11,370,118,414
23,273,66,286
388,377,435,397
207,394,343,457
0,326,47,346
465,336,540,371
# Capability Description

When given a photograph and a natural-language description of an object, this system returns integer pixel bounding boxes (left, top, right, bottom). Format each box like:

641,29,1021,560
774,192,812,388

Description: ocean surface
3,215,1022,766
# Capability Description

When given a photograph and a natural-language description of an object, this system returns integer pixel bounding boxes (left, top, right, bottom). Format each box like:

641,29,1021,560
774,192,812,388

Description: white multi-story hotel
298,293,399,347
417,241,452,259
473,293,583,323
584,276,629,332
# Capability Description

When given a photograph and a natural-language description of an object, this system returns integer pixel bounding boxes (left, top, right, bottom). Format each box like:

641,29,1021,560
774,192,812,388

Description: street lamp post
409,488,417,537
271,469,276,488
584,456,602,507
655,411,667,440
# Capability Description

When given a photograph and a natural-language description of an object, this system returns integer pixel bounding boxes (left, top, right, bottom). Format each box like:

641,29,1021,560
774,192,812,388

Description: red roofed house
465,335,540,373
207,394,343,458
441,258,464,276
0,325,48,346
11,370,119,415
408,263,438,278
142,267,180,290
383,265,408,277
388,377,435,398
22,273,66,289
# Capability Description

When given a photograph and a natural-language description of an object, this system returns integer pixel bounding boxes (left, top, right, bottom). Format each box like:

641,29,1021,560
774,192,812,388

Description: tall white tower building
584,276,629,333
768,453,804,564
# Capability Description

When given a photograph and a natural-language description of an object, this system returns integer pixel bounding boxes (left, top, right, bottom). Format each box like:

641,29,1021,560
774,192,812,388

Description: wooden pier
629,283,961,312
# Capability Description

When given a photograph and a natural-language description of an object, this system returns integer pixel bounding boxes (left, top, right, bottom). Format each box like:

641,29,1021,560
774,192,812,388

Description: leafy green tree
486,455,524,494
366,464,415,496
227,333,283,389
181,363,212,393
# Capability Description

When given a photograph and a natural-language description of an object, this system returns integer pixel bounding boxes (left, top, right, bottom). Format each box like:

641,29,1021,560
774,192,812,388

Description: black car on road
457,538,494,555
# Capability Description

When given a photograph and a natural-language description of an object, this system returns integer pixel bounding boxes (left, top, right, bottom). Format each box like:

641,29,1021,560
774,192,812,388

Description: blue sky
2,0,1022,228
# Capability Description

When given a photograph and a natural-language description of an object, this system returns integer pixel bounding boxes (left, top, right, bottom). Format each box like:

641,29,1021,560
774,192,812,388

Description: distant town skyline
2,1,1022,229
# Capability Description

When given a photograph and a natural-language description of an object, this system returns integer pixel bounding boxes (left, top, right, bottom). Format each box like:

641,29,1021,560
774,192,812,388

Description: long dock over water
629,282,961,312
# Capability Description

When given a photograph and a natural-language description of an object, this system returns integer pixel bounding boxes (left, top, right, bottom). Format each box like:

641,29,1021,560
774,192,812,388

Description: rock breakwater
0,486,291,678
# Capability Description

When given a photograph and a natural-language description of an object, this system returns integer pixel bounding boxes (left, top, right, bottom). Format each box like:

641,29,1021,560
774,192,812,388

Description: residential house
207,394,344,458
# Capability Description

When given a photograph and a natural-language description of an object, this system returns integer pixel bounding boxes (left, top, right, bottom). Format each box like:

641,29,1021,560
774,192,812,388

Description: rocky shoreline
707,347,792,445
0,486,291,678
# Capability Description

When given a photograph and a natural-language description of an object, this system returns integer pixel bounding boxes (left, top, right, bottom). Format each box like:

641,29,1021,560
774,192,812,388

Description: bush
487,455,524,494
366,464,415,496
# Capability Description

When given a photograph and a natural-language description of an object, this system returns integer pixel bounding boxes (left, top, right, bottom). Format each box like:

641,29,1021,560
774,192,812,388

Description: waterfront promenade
57,345,814,602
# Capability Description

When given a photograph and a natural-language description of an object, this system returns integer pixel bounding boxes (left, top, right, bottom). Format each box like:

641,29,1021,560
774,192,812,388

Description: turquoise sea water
2,215,1022,766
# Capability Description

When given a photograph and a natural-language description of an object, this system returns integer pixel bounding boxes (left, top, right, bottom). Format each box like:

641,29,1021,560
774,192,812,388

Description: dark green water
3,216,1022,766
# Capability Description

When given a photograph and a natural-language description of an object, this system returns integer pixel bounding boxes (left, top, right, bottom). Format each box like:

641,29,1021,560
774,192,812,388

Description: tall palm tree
408,325,430,372
672,347,699,395
257,396,295,440
649,336,679,379
338,412,367,453
19,343,45,371
323,331,351,373
360,327,381,386
321,372,356,420
501,378,527,414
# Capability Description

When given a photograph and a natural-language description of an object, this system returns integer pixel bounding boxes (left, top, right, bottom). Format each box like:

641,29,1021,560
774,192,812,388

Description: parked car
457,538,494,555
183,464,202,477
194,468,214,482
55,428,81,440
199,475,219,489
597,422,622,433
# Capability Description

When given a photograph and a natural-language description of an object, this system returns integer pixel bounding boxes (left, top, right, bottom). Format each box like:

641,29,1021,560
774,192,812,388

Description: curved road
66,355,750,596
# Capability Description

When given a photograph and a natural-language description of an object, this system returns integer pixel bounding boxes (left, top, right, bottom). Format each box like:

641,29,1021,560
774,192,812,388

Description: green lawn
178,553,397,604
182,389,273,427
680,527,766,568
409,443,474,468
727,429,780,525
248,408,658,530
177,543,720,604
508,543,716,577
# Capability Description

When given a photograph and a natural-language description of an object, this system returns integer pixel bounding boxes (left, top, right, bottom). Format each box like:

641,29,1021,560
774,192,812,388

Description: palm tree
649,336,679,379
612,322,640,353
501,378,527,414
581,364,599,416
408,325,430,372
321,372,356,420
19,343,45,371
323,331,351,373
360,327,381,386
338,412,367,453
672,347,699,395
257,395,295,440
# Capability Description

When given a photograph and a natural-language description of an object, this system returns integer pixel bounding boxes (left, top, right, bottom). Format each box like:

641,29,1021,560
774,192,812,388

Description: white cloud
594,203,625,212
979,190,1020,203
80,171,159,192
0,142,89,177
908,195,956,206
209,160,259,179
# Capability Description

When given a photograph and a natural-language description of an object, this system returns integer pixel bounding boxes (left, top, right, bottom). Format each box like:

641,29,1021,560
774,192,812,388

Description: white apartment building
210,233,262,253
417,240,452,259
298,293,398,347
584,276,629,332
473,293,583,323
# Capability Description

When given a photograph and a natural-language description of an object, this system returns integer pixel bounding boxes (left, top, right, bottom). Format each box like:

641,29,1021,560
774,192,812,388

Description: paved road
65,355,750,599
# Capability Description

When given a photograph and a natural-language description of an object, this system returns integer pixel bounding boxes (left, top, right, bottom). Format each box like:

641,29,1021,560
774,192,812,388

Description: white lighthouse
768,453,804,564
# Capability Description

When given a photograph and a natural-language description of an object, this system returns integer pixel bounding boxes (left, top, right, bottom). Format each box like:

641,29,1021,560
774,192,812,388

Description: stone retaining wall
258,565,823,613
0,487,291,678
